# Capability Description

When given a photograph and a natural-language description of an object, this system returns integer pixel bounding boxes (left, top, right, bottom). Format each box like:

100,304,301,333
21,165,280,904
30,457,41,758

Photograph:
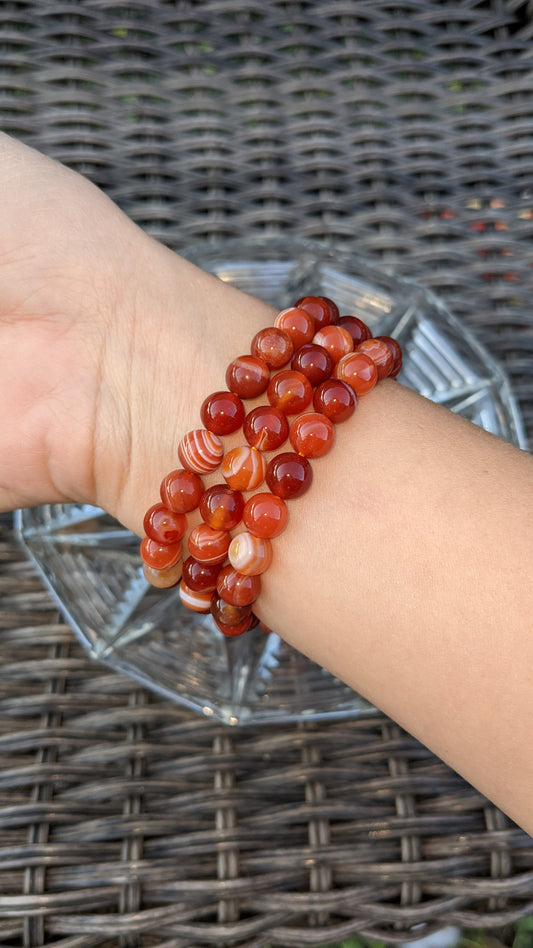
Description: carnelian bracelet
140,296,402,637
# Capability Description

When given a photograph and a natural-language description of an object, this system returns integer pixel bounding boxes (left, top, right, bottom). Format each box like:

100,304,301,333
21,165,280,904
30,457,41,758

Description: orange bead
226,355,270,398
179,581,212,613
216,565,261,606
221,445,267,491
274,306,316,349
267,369,313,415
140,536,182,570
142,561,183,588
188,523,231,564
178,429,223,474
289,412,335,458
228,532,273,576
295,295,339,330
356,338,394,380
312,325,354,363
376,335,403,377
242,492,289,538
334,350,378,395
160,468,204,513
251,326,294,368
143,503,186,544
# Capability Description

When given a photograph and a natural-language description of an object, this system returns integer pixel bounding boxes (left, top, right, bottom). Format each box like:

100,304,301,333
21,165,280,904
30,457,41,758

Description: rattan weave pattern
1,1,532,945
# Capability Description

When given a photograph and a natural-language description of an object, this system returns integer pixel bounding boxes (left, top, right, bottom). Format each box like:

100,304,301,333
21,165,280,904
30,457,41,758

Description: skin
1,133,532,834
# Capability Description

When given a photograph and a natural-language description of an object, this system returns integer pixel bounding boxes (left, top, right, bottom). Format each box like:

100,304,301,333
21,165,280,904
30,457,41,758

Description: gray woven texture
1,1,532,945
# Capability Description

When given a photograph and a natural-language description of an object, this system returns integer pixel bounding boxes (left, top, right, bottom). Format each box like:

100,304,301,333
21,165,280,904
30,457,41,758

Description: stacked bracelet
140,296,402,637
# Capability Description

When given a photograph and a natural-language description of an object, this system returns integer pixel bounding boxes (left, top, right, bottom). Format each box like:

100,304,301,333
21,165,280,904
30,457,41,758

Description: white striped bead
228,532,273,576
179,581,212,613
178,429,223,474
221,445,266,491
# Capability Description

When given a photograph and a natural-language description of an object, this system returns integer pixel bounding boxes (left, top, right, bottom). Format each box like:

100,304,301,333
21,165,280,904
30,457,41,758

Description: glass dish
15,238,527,725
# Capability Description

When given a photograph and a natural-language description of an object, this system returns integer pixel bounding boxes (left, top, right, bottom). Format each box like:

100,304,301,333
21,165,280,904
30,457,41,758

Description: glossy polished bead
251,326,294,368
267,369,313,415
334,350,378,395
143,503,186,544
179,581,212,613
337,315,372,345
210,595,252,628
295,295,339,330
265,452,313,499
182,556,221,593
312,325,353,363
274,307,316,349
289,412,335,458
199,484,244,530
376,335,403,377
160,468,204,513
142,561,183,589
217,565,261,606
225,355,270,398
178,429,223,474
228,532,273,575
243,405,289,451
356,338,394,380
200,390,245,436
242,492,289,538
140,536,182,570
221,445,267,491
313,379,356,423
212,611,255,637
291,343,334,386
188,523,231,564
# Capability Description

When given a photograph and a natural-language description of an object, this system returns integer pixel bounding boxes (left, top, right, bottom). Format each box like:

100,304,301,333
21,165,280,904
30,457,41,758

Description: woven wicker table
1,3,532,946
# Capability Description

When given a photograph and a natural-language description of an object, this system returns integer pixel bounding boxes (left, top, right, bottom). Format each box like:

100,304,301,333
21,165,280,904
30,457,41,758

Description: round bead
242,492,289,538
182,556,221,593
251,326,294,368
140,536,182,571
200,391,245,436
178,429,223,474
291,343,334,386
221,445,267,491
243,405,289,451
188,523,231,564
337,315,372,345
225,355,270,398
160,468,204,513
274,307,316,349
265,452,313,500
212,611,255,638
143,503,186,545
313,379,356,423
199,483,245,531
376,335,403,377
335,351,378,395
356,338,394,380
295,295,339,330
142,561,183,589
210,595,252,628
267,369,313,415
228,532,273,576
216,565,261,606
312,325,354,363
289,412,335,459
179,581,212,613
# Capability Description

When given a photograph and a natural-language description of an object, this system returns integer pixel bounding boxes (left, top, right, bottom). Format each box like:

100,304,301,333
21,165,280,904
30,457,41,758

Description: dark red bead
337,315,372,346
199,484,244,531
182,556,221,593
265,452,313,499
291,343,334,386
376,335,403,377
243,405,289,451
267,369,313,415
295,295,339,329
313,379,356,423
200,390,245,436
210,595,252,627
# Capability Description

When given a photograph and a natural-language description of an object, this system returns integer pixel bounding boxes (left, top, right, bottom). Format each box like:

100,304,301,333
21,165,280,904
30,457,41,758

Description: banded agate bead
295,295,339,330
188,523,231,564
313,379,356,423
142,561,183,589
251,326,294,368
265,452,312,499
210,596,252,628
217,565,261,606
291,343,334,386
178,429,223,474
337,315,372,345
211,609,255,637
274,307,315,349
376,335,403,377
242,492,289,538
356,338,394,380
182,556,221,593
160,468,204,513
226,355,270,398
140,536,182,570
312,325,353,363
179,581,212,613
334,350,378,395
199,484,244,531
143,503,186,545
243,405,289,451
267,369,313,415
200,390,245,436
289,412,335,459
228,532,273,576
221,445,267,491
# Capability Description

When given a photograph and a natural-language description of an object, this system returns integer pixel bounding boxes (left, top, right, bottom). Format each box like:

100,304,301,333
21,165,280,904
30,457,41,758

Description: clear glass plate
15,238,527,726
